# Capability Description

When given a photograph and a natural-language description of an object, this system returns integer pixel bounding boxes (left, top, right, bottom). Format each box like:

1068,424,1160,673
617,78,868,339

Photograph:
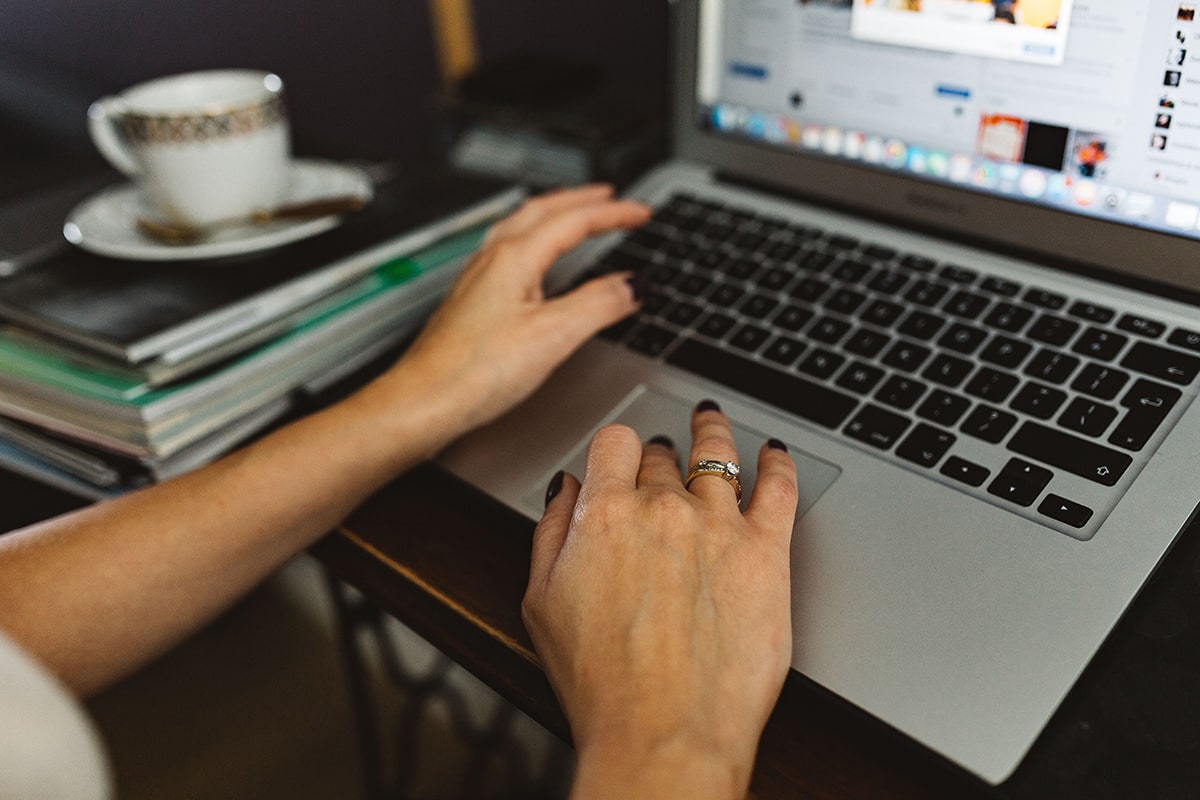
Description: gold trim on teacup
119,94,287,145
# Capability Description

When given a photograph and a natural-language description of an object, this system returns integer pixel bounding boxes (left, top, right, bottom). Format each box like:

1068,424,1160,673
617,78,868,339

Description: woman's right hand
523,403,799,800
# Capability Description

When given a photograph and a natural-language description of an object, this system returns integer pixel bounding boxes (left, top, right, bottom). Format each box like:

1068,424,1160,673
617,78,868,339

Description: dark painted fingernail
767,438,788,452
648,435,674,449
696,399,721,413
544,470,565,508
625,274,647,303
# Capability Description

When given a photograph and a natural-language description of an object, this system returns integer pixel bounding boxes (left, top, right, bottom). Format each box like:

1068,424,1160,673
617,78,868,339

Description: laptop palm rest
523,386,842,517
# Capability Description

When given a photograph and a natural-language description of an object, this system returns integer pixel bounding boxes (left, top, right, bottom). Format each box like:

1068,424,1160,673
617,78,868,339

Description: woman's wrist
570,731,752,800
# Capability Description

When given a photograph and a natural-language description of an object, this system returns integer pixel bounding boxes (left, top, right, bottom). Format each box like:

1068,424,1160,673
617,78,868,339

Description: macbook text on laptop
441,0,1200,784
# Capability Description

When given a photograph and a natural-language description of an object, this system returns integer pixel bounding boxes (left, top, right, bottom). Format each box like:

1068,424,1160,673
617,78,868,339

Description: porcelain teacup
87,69,291,227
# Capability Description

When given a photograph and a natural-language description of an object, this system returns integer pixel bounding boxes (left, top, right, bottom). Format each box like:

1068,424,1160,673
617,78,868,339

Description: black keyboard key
726,257,761,281
938,323,988,354
1010,382,1067,420
762,335,807,366
1117,314,1166,339
675,273,713,297
740,294,779,319
961,404,1017,443
792,277,831,303
1072,327,1128,361
809,316,852,344
627,323,678,357
905,280,950,307
1024,288,1067,310
1038,495,1094,529
923,353,974,387
1109,379,1182,451
759,267,793,291
798,348,846,379
774,305,814,332
940,264,978,284
980,277,1022,296
1024,349,1080,384
965,368,1020,402
983,302,1034,333
980,335,1033,369
863,244,898,261
988,458,1053,507
664,301,704,328
882,341,932,372
867,271,909,295
832,259,872,283
694,248,728,272
799,250,837,273
944,290,990,319
917,389,971,426
835,361,886,394
696,312,738,340
1027,314,1080,347
941,456,990,487
666,339,859,428
599,244,653,274
825,288,867,315
862,299,905,328
764,242,801,264
844,404,911,450
1007,422,1132,486
826,234,860,252
708,283,745,307
1071,363,1129,400
875,375,927,410
1058,397,1119,437
900,254,937,272
643,261,683,285
1068,301,1116,324
642,291,670,316
1168,327,1200,352
1120,341,1200,385
729,323,772,353
896,423,956,468
897,309,945,340
844,328,892,358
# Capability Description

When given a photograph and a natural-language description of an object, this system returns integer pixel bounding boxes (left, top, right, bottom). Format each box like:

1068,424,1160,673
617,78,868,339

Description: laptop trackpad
528,386,841,518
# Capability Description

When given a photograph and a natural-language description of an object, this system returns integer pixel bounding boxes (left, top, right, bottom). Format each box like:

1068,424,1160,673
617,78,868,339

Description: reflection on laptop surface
442,0,1200,785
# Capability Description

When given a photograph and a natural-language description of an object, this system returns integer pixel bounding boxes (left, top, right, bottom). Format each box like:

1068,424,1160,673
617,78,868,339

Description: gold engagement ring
684,459,743,502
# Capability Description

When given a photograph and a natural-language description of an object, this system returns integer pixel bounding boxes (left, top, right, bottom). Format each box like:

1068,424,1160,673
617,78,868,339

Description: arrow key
1038,494,1094,529
987,458,1053,507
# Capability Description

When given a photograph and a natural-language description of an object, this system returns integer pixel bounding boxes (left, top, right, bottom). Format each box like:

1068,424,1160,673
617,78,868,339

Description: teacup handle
87,97,140,177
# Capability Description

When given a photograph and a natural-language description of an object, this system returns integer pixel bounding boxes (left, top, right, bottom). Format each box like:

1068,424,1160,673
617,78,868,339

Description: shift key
1007,422,1132,486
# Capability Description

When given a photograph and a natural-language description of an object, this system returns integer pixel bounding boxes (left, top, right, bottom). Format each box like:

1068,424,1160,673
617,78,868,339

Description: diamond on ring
684,459,743,502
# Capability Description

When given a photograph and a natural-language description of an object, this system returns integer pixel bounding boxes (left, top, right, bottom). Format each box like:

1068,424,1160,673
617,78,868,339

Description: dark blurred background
0,0,669,202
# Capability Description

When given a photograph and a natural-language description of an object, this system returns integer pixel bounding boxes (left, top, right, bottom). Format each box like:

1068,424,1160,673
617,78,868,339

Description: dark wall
1,0,668,170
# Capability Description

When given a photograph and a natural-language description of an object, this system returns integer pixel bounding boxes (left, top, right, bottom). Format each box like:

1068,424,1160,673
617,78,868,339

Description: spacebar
665,338,859,428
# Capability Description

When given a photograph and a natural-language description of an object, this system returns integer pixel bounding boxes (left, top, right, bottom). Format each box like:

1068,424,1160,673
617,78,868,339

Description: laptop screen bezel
670,0,1200,300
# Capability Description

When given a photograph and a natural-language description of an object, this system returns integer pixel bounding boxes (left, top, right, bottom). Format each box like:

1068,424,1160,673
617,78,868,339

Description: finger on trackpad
527,386,841,517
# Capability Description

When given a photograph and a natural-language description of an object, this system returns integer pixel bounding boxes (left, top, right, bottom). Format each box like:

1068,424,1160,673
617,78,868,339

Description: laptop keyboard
576,192,1200,539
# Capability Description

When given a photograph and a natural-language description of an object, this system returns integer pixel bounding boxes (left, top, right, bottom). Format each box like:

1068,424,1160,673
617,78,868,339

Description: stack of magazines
0,168,523,499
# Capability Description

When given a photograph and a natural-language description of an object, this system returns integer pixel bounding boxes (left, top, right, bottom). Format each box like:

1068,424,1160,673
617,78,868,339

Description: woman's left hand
390,183,650,435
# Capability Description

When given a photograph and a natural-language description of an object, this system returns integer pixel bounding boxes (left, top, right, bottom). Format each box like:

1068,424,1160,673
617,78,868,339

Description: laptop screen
695,0,1200,243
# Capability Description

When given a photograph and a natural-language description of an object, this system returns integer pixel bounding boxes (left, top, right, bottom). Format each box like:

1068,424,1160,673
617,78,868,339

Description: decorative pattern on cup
118,94,288,145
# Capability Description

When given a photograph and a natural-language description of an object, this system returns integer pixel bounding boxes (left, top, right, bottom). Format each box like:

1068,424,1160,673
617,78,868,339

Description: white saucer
63,159,374,261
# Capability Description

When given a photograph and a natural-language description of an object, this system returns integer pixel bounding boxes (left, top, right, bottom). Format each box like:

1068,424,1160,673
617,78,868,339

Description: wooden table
309,461,1200,800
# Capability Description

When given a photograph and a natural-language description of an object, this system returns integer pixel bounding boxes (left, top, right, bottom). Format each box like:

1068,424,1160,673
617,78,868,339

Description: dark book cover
0,166,521,364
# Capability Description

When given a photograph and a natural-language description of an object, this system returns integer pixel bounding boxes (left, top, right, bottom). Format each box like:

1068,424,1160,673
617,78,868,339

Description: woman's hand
523,403,799,800
388,184,650,437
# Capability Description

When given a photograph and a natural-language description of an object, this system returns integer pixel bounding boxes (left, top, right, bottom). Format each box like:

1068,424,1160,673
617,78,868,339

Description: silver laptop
441,0,1200,784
